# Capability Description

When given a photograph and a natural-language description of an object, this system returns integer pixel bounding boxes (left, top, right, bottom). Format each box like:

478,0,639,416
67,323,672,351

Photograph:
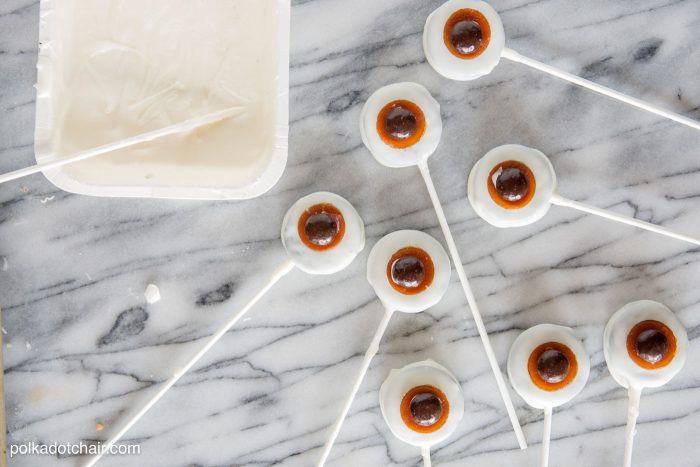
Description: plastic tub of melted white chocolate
34,0,289,199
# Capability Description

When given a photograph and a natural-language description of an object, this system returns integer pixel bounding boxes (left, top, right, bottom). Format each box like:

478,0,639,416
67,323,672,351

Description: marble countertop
2,0,700,466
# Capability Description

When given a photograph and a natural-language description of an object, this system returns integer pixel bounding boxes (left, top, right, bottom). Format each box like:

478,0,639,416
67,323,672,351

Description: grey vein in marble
1,0,700,466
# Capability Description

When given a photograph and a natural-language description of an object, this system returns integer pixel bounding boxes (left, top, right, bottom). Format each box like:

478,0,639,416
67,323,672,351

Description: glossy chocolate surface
536,348,570,384
494,166,530,202
635,329,669,364
376,100,426,149
487,160,537,209
409,392,443,427
391,255,426,289
298,203,346,251
383,105,418,141
443,8,491,59
449,19,483,55
304,212,340,247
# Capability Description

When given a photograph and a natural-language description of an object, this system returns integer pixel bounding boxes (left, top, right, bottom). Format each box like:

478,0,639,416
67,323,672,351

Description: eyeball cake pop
380,360,465,465
468,144,700,246
424,0,505,81
604,300,688,467
367,230,451,313
360,82,443,168
509,324,589,409
317,230,451,467
508,324,589,467
282,191,365,275
605,300,687,389
468,144,556,228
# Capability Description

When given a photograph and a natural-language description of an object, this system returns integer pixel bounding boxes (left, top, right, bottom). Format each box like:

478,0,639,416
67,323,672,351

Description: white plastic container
34,0,289,200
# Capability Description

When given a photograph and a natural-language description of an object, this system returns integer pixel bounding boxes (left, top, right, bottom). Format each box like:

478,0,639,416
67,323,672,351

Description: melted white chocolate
468,144,557,228
604,300,688,390
37,0,287,198
379,360,464,448
367,230,451,314
507,324,590,410
360,82,443,168
281,192,365,276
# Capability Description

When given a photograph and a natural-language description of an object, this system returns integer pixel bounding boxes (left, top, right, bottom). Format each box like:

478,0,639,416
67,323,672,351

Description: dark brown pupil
450,19,483,55
304,212,339,246
384,106,418,141
635,329,669,364
537,349,570,384
391,256,426,288
409,392,443,427
495,167,529,202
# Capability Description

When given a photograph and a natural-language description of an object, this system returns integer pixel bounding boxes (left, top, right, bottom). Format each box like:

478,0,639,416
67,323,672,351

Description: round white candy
367,230,450,313
468,144,557,228
604,300,687,390
379,359,464,448
423,0,505,81
360,82,443,168
508,324,590,410
281,192,365,275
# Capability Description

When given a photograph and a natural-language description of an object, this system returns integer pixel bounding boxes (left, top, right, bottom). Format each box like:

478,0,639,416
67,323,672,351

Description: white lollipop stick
623,386,643,467
421,446,432,467
541,406,553,467
0,106,242,185
550,193,700,246
316,305,395,467
501,48,700,132
419,162,527,450
83,259,294,467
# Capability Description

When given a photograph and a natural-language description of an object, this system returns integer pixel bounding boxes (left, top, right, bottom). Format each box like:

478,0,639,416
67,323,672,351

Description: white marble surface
1,0,700,466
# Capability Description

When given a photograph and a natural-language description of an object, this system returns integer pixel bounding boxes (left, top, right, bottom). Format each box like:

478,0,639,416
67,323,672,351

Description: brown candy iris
400,385,449,433
487,160,536,209
444,9,491,59
377,100,426,149
410,392,443,426
297,203,345,251
537,349,570,384
387,247,435,295
528,342,578,391
626,320,677,369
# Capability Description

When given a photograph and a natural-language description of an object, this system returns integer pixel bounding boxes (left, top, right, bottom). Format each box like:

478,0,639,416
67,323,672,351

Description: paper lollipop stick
550,194,700,246
86,192,366,466
423,0,700,133
540,405,553,467
360,82,526,449
603,300,688,467
469,144,700,247
419,162,527,449
83,260,295,467
421,446,432,467
623,386,642,467
317,230,452,466
501,48,700,132
0,107,243,186
315,305,395,467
